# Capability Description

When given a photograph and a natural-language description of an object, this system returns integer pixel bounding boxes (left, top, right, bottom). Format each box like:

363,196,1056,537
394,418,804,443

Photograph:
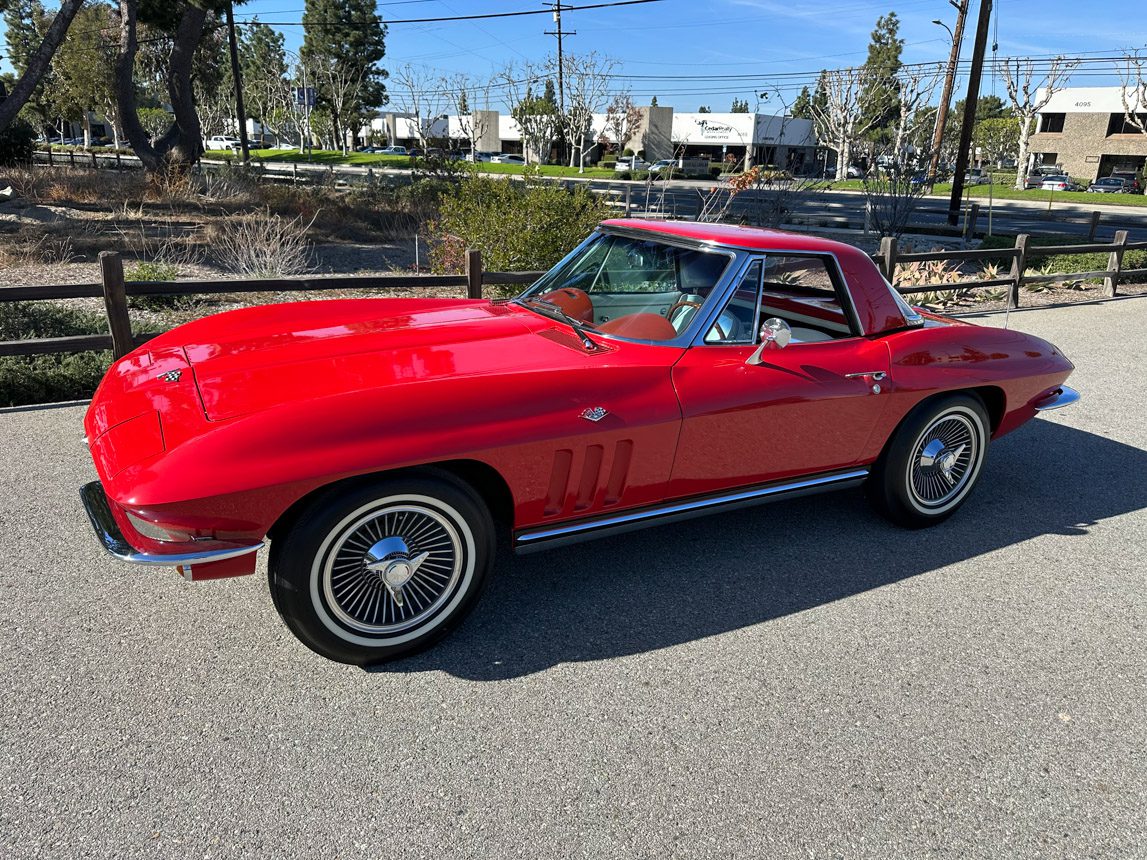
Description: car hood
143,298,610,421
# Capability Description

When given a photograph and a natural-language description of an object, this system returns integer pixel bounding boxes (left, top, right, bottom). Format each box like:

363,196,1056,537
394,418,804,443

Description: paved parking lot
1,297,1144,859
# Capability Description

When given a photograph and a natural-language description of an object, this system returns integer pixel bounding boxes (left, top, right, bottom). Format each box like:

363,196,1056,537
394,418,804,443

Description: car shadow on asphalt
369,419,1146,680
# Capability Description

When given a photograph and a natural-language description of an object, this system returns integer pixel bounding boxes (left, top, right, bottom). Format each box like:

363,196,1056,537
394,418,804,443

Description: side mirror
746,318,791,365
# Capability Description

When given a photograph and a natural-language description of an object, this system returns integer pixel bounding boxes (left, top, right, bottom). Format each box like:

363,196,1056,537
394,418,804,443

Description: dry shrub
0,165,50,200
207,210,315,277
35,167,146,205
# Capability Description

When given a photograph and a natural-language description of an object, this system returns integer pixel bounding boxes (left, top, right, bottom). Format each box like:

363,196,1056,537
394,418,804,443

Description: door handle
845,371,886,394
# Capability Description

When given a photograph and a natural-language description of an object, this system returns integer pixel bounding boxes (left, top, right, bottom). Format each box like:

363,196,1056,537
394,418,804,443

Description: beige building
1028,86,1147,181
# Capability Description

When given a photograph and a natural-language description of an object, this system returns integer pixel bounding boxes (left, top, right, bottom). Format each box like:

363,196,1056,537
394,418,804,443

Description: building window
1107,113,1147,135
1039,113,1065,133
1038,152,1058,167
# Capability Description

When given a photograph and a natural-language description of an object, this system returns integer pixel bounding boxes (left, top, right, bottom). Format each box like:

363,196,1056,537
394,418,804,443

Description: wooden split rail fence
2,235,1145,360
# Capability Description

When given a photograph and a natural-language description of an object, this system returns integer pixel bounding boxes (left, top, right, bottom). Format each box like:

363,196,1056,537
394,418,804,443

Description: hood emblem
580,406,608,422
158,370,182,383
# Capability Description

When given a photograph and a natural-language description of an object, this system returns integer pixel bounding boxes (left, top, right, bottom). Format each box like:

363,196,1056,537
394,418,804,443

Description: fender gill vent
544,449,573,515
574,445,604,511
603,440,634,505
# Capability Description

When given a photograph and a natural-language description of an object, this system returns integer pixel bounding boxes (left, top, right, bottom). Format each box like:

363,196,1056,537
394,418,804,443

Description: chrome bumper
1034,385,1080,412
80,481,263,566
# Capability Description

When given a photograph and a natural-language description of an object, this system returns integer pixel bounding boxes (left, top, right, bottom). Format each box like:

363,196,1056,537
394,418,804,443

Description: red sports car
81,220,1078,664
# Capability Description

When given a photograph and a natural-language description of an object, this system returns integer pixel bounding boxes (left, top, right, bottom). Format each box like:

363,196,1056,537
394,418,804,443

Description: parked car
490,153,526,164
378,145,408,156
465,151,497,163
615,156,650,173
80,219,1077,665
647,159,678,177
964,168,992,186
1109,169,1143,193
1040,175,1083,192
1087,177,1135,194
846,165,865,179
204,135,241,151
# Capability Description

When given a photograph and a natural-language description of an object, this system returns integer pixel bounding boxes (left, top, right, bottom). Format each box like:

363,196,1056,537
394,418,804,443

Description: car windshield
518,232,734,343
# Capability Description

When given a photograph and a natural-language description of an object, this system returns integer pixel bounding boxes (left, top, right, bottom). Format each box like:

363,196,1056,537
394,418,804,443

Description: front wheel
269,475,495,665
867,394,990,529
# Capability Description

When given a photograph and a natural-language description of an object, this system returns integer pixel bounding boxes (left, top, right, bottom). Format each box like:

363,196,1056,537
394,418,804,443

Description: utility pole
947,0,992,226
926,0,968,189
545,2,574,164
225,1,250,163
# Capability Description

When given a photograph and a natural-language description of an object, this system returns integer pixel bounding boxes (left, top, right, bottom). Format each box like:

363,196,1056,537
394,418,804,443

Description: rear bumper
1034,385,1080,411
80,481,263,567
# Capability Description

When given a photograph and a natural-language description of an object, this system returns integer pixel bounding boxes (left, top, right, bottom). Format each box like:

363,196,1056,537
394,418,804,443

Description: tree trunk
115,0,206,174
836,136,851,181
1014,113,1033,190
0,0,86,132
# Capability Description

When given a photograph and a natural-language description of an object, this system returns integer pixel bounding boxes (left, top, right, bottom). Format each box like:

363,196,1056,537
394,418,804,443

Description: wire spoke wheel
907,411,981,511
322,504,464,636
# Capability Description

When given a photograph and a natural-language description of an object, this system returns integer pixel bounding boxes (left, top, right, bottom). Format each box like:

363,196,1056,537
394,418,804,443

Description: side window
704,259,760,343
757,255,853,343
708,254,853,345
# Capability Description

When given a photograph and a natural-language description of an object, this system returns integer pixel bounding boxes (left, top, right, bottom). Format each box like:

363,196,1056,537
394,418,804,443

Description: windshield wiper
517,298,600,351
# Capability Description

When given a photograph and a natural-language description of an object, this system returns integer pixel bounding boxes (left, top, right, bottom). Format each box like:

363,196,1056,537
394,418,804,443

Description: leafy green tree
858,12,903,141
791,86,812,120
302,0,387,152
429,175,609,278
650,96,658,107
45,2,119,146
0,0,85,133
697,105,711,113
730,97,749,113
973,116,1019,166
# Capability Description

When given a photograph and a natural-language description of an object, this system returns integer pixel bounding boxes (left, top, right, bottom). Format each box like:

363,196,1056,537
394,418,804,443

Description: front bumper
1034,385,1080,411
80,481,263,567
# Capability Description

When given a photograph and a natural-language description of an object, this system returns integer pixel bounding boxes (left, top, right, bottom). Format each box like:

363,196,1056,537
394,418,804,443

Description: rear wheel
269,475,495,665
867,394,989,528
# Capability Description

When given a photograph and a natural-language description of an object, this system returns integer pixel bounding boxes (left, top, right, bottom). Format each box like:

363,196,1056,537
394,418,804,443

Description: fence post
1105,229,1128,297
68,149,75,167
47,147,53,167
878,236,898,284
115,149,121,169
465,249,483,300
625,184,632,217
99,251,134,359
1008,233,1029,309
90,151,98,169
967,203,980,239
1087,210,1101,242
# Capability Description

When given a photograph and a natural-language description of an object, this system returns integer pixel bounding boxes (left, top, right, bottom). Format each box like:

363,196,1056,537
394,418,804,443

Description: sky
2,0,1143,112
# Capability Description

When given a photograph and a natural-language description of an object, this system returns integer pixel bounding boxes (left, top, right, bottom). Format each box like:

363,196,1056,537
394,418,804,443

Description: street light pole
926,0,968,189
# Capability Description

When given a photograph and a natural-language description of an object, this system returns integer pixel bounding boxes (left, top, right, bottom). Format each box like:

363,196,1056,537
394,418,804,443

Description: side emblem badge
580,406,609,422
158,370,182,383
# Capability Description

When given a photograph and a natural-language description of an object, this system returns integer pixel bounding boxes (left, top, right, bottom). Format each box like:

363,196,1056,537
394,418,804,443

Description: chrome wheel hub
909,413,979,508
322,505,463,635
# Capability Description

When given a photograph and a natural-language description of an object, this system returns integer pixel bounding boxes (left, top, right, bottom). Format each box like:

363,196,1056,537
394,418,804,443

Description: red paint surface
83,221,1074,562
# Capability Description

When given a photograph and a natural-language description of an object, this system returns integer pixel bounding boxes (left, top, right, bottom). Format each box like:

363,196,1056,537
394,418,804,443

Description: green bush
0,302,111,406
127,261,180,282
0,118,35,166
428,175,610,283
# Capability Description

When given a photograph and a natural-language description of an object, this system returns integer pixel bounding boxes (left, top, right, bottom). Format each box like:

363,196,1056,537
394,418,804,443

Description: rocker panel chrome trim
514,468,869,553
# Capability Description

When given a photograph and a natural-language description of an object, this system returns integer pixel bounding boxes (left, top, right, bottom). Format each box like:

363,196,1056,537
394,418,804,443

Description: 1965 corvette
81,220,1078,664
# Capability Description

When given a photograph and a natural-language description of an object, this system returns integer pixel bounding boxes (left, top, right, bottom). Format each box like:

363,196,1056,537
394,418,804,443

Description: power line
245,0,664,27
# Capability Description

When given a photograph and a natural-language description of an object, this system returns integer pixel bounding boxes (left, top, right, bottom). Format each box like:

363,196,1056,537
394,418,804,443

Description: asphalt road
1,299,1144,859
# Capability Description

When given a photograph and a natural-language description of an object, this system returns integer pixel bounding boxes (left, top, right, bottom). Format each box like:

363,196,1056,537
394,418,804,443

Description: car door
669,253,893,497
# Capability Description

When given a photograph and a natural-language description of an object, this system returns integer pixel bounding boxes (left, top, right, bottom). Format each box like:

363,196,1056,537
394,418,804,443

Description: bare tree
391,64,450,152
555,51,616,172
446,72,493,158
889,64,942,169
1117,50,1147,136
312,56,368,152
603,92,642,154
1000,56,1078,189
501,62,559,165
809,66,887,180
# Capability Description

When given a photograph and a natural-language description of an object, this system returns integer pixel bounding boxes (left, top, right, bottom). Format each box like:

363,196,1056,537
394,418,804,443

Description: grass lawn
957,183,1147,207
216,148,616,178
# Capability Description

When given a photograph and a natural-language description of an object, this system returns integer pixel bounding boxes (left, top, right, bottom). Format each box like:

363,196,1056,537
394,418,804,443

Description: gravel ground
0,299,1144,859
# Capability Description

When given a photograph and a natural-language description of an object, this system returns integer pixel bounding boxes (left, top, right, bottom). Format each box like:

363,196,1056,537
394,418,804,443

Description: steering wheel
666,298,733,339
